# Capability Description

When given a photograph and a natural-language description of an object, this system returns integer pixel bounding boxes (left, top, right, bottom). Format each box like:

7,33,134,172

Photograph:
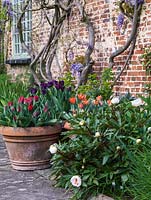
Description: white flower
70,175,82,187
136,138,142,144
147,127,151,132
111,97,120,104
94,132,100,137
131,98,143,107
120,186,124,190
49,144,57,154
79,120,85,126
116,146,121,151
112,181,116,187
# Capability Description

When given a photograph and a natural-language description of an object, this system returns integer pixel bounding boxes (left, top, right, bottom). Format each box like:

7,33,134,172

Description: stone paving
0,135,71,200
0,135,114,200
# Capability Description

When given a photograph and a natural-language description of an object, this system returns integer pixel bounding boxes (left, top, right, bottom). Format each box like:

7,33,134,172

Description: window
12,0,32,59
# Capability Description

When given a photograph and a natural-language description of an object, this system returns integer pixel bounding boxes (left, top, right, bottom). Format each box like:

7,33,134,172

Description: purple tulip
47,81,53,87
41,89,47,95
29,88,37,95
59,80,64,86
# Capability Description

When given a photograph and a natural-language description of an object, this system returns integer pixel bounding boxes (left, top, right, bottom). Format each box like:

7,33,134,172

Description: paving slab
0,135,71,200
0,135,114,200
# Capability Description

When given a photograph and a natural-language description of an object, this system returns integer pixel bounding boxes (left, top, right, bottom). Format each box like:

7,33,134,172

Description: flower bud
79,120,85,126
136,138,142,144
94,132,100,137
49,144,57,154
116,146,121,151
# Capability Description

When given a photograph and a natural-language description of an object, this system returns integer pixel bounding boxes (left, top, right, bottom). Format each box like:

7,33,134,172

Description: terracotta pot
0,124,62,171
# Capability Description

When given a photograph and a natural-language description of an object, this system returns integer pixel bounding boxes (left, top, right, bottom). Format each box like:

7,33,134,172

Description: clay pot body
0,125,61,171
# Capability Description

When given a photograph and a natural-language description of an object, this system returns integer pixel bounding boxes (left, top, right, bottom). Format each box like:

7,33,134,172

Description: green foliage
62,67,113,100
99,68,113,100
0,95,62,127
141,47,151,74
77,68,113,100
60,72,75,92
0,79,72,127
50,96,151,199
128,145,151,200
29,80,72,114
77,73,101,98
0,74,28,106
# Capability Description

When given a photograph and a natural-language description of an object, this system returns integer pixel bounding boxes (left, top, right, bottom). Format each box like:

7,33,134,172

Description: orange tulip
77,94,87,101
96,95,102,101
107,100,112,106
82,99,89,105
92,100,99,105
69,97,76,104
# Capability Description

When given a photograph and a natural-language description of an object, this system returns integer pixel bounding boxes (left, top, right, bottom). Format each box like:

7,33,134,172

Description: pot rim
0,124,62,136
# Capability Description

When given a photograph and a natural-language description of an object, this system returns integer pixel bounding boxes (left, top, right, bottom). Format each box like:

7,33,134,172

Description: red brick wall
7,0,151,95
65,0,151,95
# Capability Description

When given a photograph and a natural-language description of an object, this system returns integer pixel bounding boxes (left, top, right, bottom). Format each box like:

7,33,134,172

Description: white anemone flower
131,98,143,107
136,138,142,144
70,175,82,187
49,144,57,154
94,132,100,137
111,97,120,104
147,127,151,132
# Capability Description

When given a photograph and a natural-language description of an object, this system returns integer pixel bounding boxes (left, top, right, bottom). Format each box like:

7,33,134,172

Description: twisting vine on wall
1,0,145,91
109,0,144,87
15,0,95,85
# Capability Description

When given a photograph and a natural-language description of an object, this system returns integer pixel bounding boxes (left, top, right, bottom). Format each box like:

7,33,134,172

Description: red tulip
28,104,33,111
8,102,13,106
18,96,24,103
33,96,39,101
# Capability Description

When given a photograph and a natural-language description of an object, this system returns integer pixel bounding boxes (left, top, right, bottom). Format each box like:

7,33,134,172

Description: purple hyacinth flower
68,51,74,61
117,13,124,29
137,0,144,4
7,9,13,17
2,0,11,7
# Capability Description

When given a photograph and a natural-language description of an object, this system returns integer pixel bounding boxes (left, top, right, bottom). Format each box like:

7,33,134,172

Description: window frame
12,0,32,59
